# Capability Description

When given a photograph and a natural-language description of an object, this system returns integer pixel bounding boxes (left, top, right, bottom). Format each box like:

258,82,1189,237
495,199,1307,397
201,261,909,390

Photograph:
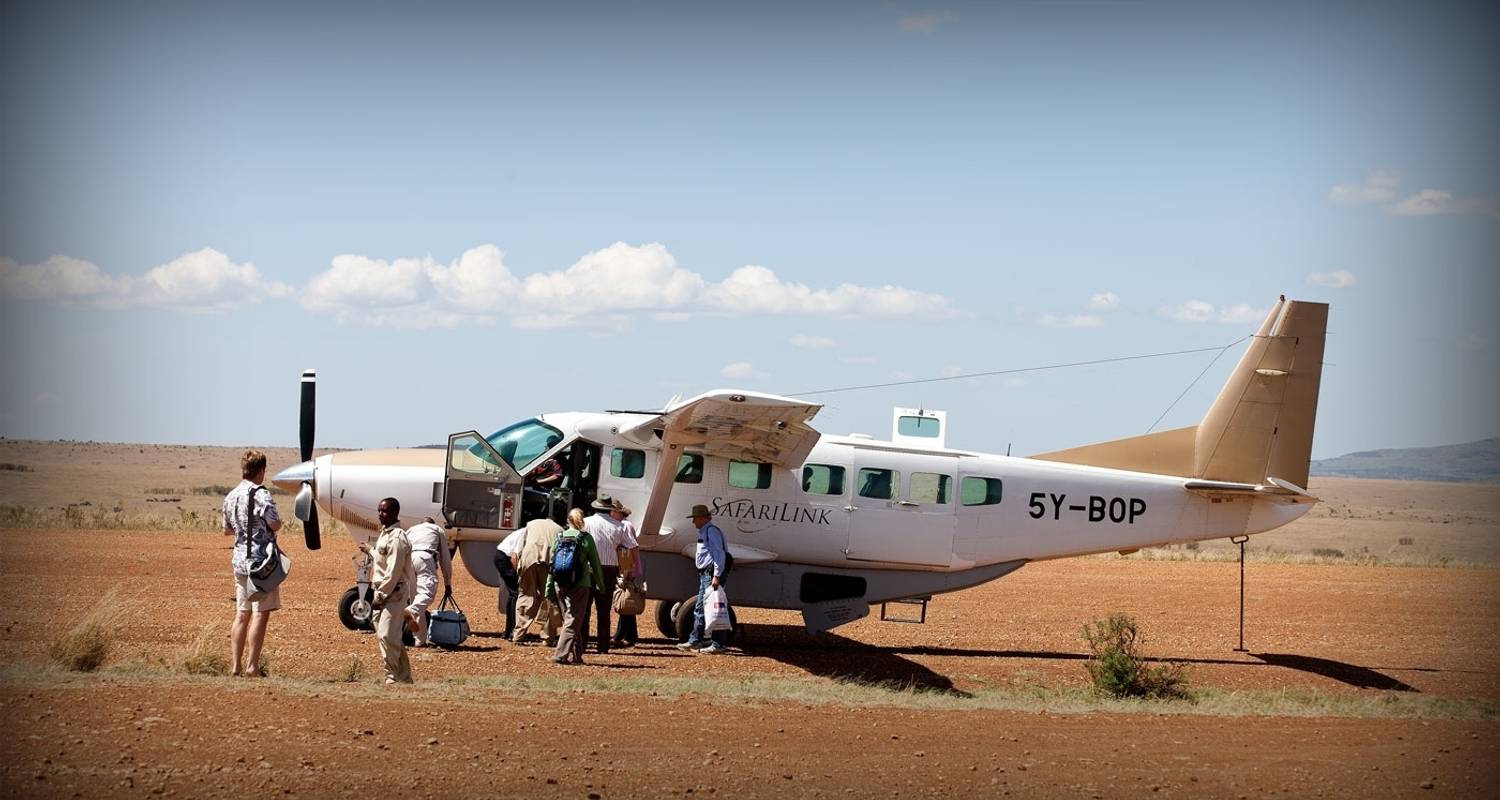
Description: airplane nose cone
272,459,315,492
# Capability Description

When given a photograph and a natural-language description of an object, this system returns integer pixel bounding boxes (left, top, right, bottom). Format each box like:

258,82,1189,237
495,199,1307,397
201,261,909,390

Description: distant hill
1310,438,1500,483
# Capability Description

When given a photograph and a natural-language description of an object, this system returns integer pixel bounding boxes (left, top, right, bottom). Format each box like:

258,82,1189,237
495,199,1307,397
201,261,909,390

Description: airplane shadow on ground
717,630,1424,694
738,625,973,698
1250,652,1419,692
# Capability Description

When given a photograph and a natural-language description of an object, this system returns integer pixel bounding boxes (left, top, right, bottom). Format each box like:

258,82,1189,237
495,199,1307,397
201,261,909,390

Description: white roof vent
891,407,946,449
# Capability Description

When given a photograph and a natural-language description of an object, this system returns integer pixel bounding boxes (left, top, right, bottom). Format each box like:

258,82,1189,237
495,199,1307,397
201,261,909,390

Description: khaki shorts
235,578,282,612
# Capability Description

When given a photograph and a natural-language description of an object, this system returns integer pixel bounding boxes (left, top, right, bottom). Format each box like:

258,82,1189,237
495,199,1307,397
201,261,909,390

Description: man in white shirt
494,526,526,639
404,517,453,647
582,493,638,654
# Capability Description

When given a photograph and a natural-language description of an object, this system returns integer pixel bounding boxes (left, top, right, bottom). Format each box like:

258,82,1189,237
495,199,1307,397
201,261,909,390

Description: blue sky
2,0,1496,459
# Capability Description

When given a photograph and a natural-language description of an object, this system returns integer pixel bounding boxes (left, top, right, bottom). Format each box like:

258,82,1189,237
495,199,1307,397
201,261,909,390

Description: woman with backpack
544,508,605,665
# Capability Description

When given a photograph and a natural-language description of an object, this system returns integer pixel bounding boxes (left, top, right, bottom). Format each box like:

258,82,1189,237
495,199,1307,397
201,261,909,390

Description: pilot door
443,431,525,531
519,441,603,527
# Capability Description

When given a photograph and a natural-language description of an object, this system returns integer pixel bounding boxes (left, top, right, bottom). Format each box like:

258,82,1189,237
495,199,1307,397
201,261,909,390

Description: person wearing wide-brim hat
582,493,639,654
676,504,730,653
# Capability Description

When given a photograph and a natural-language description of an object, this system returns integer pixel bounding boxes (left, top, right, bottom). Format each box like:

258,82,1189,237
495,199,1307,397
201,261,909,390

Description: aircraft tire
671,595,738,645
337,586,374,631
654,600,677,640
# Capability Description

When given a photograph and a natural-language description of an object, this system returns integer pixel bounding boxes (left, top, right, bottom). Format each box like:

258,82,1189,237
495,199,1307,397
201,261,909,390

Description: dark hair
380,496,401,514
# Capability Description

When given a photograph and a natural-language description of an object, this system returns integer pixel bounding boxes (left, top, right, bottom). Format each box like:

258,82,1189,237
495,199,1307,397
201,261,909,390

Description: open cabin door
443,431,524,532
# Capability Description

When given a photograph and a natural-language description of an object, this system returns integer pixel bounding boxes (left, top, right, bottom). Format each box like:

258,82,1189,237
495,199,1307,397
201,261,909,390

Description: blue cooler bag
429,588,470,648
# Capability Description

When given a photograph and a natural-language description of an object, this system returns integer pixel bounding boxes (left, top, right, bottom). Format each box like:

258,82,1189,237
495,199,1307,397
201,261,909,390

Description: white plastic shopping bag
704,586,732,632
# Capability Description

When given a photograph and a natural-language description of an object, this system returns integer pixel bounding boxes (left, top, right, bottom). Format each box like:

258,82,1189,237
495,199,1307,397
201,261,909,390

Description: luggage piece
429,588,470,648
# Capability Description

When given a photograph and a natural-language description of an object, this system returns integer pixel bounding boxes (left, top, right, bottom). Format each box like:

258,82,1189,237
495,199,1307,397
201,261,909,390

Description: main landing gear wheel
670,595,739,645
338,586,374,631
654,600,677,640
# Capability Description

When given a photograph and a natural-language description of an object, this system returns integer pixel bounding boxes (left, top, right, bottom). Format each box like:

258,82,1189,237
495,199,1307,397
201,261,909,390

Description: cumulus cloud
1329,171,1500,218
1086,291,1120,311
1159,300,1266,324
898,11,958,33
0,249,288,311
303,241,961,328
1306,269,1358,289
1039,313,1104,329
1328,171,1402,205
789,334,838,349
721,361,768,380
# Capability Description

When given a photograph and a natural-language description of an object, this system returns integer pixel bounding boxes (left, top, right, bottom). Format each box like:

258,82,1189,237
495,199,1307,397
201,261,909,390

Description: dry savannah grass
0,439,1497,798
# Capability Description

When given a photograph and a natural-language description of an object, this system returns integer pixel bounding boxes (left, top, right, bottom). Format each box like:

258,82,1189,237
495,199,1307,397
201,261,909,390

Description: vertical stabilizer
1194,298,1328,487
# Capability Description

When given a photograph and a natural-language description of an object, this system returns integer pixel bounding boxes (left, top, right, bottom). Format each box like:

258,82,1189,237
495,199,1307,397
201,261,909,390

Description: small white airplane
273,296,1327,639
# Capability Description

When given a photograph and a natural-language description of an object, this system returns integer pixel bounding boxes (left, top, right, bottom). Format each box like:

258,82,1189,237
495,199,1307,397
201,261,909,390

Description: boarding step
879,596,931,624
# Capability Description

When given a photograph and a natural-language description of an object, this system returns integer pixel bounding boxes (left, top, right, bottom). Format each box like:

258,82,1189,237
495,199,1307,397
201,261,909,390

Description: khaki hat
686,503,712,518
610,498,632,516
591,493,615,511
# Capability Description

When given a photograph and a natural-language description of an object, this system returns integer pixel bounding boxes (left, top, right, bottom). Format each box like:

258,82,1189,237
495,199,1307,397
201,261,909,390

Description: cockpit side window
675,453,704,484
484,418,564,472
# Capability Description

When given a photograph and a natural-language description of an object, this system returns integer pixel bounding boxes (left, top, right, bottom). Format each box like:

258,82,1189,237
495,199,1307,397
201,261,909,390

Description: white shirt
583,512,637,567
405,521,453,583
497,528,527,559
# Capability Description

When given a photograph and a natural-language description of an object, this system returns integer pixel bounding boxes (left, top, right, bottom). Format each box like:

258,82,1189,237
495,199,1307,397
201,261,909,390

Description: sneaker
674,641,699,651
697,643,728,655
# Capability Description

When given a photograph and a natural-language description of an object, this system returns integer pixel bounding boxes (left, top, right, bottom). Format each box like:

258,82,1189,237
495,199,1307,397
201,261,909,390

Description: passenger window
857,467,899,500
801,464,846,495
909,472,951,504
728,460,772,490
961,476,1004,506
674,453,704,484
610,448,645,479
897,415,942,438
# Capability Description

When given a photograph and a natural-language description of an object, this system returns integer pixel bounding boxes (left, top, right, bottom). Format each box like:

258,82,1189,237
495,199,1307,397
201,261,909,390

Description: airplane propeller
296,368,321,550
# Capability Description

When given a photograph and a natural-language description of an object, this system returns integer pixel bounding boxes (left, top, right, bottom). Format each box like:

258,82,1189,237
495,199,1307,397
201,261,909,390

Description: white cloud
789,334,838,349
890,370,915,381
1329,171,1500,218
1306,269,1358,289
1328,171,1401,205
940,365,962,378
1387,189,1500,218
0,249,288,311
301,242,961,328
721,361,768,380
1039,313,1104,328
1086,291,1120,311
898,11,958,33
1159,299,1266,324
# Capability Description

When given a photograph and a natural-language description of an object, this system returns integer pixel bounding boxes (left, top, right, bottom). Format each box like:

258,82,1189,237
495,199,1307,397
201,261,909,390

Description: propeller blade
303,505,321,551
299,369,316,463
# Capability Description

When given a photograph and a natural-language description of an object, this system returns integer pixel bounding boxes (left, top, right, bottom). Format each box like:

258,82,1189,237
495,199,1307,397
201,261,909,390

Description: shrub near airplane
273,296,1327,640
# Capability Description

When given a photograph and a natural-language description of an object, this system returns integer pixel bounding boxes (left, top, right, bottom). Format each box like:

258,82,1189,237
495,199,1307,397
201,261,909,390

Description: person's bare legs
229,609,250,676
246,611,271,675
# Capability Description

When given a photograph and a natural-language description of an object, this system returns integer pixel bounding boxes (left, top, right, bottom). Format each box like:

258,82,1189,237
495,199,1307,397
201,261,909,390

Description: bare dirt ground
1,441,1498,797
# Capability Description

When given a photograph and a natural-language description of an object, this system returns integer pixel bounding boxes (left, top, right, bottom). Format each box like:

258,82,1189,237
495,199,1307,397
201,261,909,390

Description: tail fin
1032,296,1328,487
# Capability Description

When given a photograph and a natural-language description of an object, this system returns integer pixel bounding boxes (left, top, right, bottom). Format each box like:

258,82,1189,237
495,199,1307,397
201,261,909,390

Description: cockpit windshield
485,418,565,472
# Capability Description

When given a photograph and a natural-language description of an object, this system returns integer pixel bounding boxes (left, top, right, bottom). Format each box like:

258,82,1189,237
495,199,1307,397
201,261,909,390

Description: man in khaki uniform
365,497,416,684
511,516,563,644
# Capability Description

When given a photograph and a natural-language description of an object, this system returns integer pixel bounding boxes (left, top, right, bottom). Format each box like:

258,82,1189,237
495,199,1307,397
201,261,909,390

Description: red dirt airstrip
1,528,1497,799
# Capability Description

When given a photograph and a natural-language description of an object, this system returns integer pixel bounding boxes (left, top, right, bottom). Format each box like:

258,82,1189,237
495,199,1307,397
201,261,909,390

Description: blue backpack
551,532,582,587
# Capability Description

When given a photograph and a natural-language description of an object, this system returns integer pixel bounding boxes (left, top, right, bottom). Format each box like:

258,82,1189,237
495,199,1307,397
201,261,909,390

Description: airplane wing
628,390,824,538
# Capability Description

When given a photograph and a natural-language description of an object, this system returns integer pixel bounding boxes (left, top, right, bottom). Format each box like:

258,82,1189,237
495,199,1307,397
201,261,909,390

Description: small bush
190,485,237,496
180,624,229,676
339,655,367,683
0,462,33,472
1311,547,1345,559
1398,536,1415,546
50,622,111,672
1082,614,1188,699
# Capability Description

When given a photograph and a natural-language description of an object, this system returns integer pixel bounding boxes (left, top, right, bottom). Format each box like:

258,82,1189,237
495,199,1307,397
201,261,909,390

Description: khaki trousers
374,600,413,684
552,585,593,663
513,563,559,642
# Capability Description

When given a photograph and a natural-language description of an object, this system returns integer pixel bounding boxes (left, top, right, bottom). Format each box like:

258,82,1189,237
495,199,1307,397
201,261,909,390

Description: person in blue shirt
676,504,730,654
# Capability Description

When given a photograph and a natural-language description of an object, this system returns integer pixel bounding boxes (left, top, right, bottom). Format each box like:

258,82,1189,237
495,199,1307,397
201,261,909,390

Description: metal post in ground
1231,535,1250,652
